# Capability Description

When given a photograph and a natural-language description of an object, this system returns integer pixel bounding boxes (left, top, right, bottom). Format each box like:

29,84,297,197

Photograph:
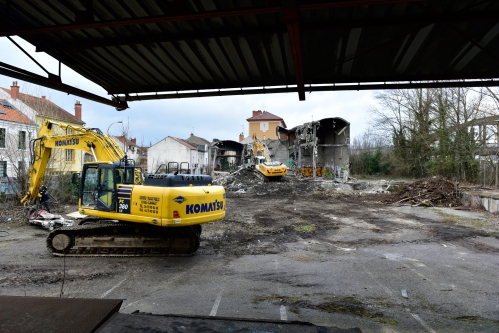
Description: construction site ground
1,171,498,333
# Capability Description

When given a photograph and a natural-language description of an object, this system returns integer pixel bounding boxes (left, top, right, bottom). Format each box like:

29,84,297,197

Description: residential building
148,136,205,174
113,135,148,168
246,110,286,140
0,99,37,181
0,82,85,175
185,133,210,173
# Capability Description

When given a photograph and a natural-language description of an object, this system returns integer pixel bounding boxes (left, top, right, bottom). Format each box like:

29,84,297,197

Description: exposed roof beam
396,24,434,73
342,28,362,75
417,2,499,66
116,80,499,102
0,0,424,37
454,23,499,71
35,10,499,53
0,62,128,109
283,7,305,101
37,26,288,52
108,69,499,94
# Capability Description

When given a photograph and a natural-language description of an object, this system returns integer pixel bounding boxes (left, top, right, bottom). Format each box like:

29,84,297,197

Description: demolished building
209,117,350,179
276,117,350,179
207,140,244,175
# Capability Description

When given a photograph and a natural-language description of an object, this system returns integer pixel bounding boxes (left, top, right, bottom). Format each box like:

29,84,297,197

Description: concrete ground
0,183,498,333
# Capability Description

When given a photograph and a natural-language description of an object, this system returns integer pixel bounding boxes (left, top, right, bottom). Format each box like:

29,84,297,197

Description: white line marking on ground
277,287,288,320
409,267,431,281
100,278,126,299
276,263,288,321
209,287,225,317
409,312,437,333
120,269,195,312
365,269,402,304
280,305,288,321
363,266,437,333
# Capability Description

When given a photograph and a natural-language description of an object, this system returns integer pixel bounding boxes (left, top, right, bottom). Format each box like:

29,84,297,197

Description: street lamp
107,120,122,135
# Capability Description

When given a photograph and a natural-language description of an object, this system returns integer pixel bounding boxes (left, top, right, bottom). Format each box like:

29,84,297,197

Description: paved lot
0,184,498,332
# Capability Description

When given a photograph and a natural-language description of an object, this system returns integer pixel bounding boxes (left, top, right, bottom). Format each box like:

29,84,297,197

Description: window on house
0,128,5,148
66,149,74,162
18,161,25,174
18,131,26,149
0,161,6,177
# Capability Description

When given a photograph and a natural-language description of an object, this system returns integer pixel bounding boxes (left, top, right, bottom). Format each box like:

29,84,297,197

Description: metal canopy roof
1,0,498,110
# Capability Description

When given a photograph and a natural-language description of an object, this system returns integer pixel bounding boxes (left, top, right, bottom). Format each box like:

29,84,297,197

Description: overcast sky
0,36,376,146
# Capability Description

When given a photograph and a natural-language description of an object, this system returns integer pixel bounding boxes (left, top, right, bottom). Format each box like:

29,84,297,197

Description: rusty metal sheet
0,296,122,333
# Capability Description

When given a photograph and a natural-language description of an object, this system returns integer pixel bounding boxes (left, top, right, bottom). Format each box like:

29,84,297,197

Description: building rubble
212,166,395,196
27,210,74,231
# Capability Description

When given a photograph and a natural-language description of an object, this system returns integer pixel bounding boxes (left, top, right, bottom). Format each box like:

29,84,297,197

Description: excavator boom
21,120,135,205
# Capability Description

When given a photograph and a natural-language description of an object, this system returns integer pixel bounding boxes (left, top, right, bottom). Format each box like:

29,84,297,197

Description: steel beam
36,10,499,53
0,62,128,109
115,80,499,102
0,0,423,37
284,7,305,101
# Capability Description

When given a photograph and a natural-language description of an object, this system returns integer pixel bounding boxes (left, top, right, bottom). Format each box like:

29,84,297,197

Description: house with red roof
113,135,147,168
0,82,86,175
147,136,207,174
0,99,37,182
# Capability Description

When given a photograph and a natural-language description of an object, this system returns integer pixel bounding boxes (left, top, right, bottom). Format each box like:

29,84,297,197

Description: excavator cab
80,162,141,212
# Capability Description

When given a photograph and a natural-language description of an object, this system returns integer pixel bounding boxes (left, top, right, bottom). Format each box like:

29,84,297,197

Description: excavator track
46,223,201,257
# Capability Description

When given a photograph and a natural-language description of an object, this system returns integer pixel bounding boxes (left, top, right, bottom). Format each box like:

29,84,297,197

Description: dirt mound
382,176,461,207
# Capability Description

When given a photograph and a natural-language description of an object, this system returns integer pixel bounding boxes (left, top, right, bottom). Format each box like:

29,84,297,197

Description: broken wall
265,140,289,164
319,123,350,173
277,117,350,178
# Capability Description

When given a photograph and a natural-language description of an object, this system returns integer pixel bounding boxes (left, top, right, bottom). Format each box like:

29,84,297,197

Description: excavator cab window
81,166,98,207
124,168,135,184
96,167,116,211
80,164,117,211
115,167,137,185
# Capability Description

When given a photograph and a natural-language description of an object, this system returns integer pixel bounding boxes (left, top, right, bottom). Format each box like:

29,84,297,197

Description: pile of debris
213,167,324,195
27,210,74,231
382,176,462,207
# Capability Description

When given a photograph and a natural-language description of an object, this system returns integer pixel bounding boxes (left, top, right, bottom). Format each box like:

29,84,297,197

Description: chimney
75,100,82,120
42,96,46,100
10,81,19,100
252,110,262,117
132,138,136,145
239,133,244,142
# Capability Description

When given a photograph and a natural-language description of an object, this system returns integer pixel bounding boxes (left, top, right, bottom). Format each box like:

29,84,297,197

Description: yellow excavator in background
249,137,287,182
22,120,226,257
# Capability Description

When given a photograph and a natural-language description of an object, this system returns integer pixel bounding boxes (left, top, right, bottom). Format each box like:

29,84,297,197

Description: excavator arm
21,120,131,205
248,136,287,181
253,137,273,162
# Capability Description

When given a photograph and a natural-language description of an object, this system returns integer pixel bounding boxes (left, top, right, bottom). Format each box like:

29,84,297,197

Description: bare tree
368,87,494,182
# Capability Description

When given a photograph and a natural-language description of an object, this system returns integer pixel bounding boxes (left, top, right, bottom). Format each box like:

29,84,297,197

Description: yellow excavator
249,137,287,182
22,120,226,257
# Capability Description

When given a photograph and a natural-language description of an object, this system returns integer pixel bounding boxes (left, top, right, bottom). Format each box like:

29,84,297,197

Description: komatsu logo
55,138,79,146
186,200,224,214
173,196,186,204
